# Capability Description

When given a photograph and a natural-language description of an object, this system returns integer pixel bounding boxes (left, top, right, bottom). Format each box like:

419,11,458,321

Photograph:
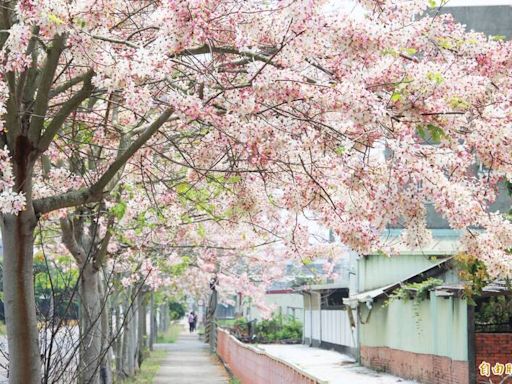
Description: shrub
168,301,186,320
255,314,302,343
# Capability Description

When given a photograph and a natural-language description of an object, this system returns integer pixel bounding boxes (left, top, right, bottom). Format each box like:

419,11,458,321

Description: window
321,288,349,310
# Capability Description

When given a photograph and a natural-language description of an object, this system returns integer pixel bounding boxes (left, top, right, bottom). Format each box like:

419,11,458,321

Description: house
300,251,359,357
344,229,471,383
302,281,357,357
238,271,308,322
344,227,512,384
243,284,304,322
262,286,304,321
243,258,350,322
243,6,512,374
342,4,512,383
436,1,512,39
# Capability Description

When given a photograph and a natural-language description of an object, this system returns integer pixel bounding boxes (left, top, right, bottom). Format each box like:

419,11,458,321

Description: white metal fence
304,309,356,349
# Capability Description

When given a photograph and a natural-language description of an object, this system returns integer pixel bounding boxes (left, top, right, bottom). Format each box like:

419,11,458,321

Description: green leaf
48,14,64,25
404,48,417,56
181,214,192,224
75,18,86,28
169,256,191,276
197,223,206,238
227,175,241,184
334,146,346,155
390,91,402,102
176,182,190,194
491,35,506,42
427,0,447,8
111,201,127,220
376,249,388,257
382,48,398,57
417,126,426,140
428,124,443,142
437,37,453,50
56,254,74,264
426,71,444,85
448,96,470,110
416,124,446,143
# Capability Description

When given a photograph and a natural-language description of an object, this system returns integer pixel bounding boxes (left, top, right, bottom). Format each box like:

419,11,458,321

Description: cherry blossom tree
1,0,512,382
0,1,288,381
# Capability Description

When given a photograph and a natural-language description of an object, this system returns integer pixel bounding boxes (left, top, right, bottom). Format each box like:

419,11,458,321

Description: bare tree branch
29,34,66,143
33,107,174,214
38,71,94,152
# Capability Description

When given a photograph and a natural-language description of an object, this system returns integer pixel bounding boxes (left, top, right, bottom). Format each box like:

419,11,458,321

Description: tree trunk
120,300,128,378
113,302,122,379
162,302,169,333
2,149,41,384
205,289,218,352
137,292,146,367
131,299,139,374
78,264,103,384
149,293,156,351
120,288,138,378
60,211,114,384
142,299,147,349
99,277,112,384
159,303,169,333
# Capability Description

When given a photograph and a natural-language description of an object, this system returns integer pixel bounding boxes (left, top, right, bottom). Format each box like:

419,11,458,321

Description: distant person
188,311,197,333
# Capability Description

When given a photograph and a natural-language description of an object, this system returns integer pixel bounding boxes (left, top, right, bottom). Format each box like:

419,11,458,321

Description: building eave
300,282,350,293
344,256,454,305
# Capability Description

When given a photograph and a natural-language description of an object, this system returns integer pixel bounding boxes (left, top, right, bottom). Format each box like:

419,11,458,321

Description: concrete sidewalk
154,329,229,384
258,344,418,384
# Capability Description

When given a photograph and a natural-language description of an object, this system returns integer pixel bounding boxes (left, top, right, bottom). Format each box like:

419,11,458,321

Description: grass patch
0,322,6,335
217,318,236,328
156,323,181,344
121,350,167,384
229,378,241,384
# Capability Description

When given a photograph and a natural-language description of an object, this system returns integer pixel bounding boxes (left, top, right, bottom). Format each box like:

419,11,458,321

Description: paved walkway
258,344,418,384
154,329,229,384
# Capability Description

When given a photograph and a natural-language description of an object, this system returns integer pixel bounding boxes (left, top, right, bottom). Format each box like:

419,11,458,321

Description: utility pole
204,276,218,353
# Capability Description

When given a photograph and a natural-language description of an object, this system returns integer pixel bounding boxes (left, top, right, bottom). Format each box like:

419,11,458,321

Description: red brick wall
361,346,469,384
216,329,319,384
475,333,512,384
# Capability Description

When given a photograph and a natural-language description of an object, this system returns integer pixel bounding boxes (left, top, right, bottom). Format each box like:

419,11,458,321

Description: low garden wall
216,328,322,384
475,333,512,383
360,346,469,384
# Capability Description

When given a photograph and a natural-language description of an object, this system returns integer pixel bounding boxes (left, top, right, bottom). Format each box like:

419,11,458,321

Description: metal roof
297,280,351,292
434,281,512,297
371,229,462,257
302,282,350,292
344,257,454,305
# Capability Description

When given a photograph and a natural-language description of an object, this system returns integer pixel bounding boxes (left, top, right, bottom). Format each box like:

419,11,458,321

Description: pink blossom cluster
7,0,512,309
